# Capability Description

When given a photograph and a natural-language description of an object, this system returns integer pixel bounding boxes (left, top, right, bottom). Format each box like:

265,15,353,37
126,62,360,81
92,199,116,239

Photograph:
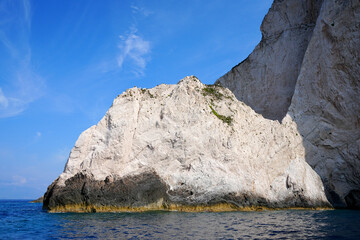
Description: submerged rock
43,76,330,212
217,0,360,208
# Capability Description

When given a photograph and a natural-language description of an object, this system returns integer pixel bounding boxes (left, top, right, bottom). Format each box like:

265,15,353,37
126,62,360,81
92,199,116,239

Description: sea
1,200,360,239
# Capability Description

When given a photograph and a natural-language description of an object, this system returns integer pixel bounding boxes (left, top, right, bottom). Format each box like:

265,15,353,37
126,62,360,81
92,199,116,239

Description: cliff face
43,77,329,212
289,0,360,208
217,0,360,208
217,0,324,121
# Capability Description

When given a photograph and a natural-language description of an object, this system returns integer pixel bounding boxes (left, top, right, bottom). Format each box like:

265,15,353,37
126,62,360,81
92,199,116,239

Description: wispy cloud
0,88,8,108
0,0,45,118
0,88,26,118
0,31,18,58
130,5,153,17
22,0,31,29
12,175,27,185
0,175,27,186
117,27,151,77
0,65,45,118
117,4,152,78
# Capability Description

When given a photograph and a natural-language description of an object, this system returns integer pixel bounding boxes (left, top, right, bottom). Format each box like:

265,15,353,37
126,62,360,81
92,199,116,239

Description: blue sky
0,0,272,199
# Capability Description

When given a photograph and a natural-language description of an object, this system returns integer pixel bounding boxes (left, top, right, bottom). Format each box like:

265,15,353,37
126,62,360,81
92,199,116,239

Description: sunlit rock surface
43,76,330,212
216,0,324,121
217,0,360,208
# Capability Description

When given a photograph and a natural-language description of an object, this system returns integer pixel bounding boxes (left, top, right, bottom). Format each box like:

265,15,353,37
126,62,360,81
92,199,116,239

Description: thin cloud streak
22,0,31,29
117,28,151,77
0,88,8,108
12,175,27,185
0,88,26,118
0,0,45,118
0,175,27,186
0,31,18,58
0,64,45,118
130,5,153,17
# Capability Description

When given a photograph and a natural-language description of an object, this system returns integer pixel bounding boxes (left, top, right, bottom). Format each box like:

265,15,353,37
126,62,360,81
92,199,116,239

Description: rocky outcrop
217,0,360,208
29,196,43,203
43,76,330,212
216,0,324,121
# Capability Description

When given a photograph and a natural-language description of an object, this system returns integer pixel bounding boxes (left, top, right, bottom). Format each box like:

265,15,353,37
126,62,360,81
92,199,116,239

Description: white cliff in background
217,0,360,207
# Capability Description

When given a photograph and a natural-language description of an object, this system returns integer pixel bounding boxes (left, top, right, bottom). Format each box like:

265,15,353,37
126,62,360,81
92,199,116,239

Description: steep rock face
216,0,324,121
43,76,330,212
217,0,360,208
288,0,360,208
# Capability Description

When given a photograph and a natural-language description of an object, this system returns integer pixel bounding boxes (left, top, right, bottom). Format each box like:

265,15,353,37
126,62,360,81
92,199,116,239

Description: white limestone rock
216,0,323,121
288,0,360,208
44,76,329,211
216,0,360,208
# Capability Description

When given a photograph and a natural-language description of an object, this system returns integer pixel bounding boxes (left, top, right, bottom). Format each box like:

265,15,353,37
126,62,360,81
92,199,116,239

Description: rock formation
29,196,43,203
217,0,360,208
217,0,324,121
43,0,359,212
43,77,330,212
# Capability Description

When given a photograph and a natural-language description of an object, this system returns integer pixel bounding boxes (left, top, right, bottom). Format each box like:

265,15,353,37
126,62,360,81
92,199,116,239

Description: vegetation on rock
209,105,233,125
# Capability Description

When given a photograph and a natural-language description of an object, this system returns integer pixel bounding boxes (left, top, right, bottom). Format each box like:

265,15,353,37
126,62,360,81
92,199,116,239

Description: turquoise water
1,200,360,239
